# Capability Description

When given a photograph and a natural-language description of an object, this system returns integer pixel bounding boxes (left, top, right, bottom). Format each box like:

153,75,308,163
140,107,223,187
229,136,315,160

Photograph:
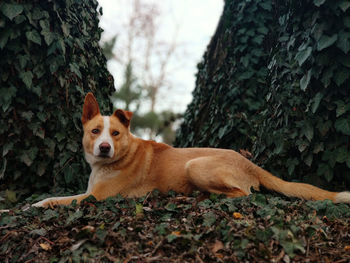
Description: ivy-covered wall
176,0,350,190
175,0,277,150
0,0,114,200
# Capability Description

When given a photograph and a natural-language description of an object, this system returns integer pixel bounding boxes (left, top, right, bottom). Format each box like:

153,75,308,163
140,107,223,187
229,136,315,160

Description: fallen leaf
57,236,71,244
71,239,87,251
345,245,350,251
233,212,243,219
147,241,154,246
82,225,95,232
171,231,181,236
215,253,224,259
39,243,51,251
211,240,224,253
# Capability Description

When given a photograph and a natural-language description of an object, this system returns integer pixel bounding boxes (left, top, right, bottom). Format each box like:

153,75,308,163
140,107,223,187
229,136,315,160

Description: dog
33,93,350,208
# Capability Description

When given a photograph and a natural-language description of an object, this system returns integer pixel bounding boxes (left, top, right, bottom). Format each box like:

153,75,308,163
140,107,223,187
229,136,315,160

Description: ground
1,191,350,262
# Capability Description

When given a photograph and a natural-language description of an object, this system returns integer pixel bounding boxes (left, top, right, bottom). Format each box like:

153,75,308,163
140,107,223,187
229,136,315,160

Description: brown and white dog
33,93,350,208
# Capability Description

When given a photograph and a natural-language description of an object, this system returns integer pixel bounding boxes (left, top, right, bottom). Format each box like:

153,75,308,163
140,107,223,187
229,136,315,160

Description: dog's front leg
32,193,91,208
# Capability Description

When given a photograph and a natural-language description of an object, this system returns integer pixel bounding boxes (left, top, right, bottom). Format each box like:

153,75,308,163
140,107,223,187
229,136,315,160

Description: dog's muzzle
99,142,111,157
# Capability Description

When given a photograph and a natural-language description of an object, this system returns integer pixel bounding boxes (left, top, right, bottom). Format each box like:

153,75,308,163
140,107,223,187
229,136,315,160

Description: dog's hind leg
185,156,258,198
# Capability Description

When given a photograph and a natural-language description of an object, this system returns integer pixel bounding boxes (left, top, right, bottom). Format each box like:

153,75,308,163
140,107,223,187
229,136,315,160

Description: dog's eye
112,131,119,136
92,129,100,134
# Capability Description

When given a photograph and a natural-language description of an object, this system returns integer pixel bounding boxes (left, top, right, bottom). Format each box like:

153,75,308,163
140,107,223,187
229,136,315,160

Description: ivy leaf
317,163,333,181
286,158,299,175
2,142,14,157
304,122,314,142
21,111,34,121
18,54,29,69
218,126,229,139
61,23,70,37
337,31,350,54
251,194,267,207
335,118,350,135
304,153,313,167
334,67,350,86
335,100,350,117
166,233,179,242
317,34,338,51
300,70,311,91
0,86,16,112
295,47,312,66
0,158,7,179
256,228,273,242
325,203,350,218
41,31,55,46
202,212,216,227
0,28,11,49
19,71,33,89
238,70,254,80
257,26,268,35
135,203,144,217
29,228,47,237
297,139,309,152
66,210,83,225
335,147,348,163
313,0,326,6
26,30,42,45
42,209,59,221
69,63,82,79
40,20,55,45
37,162,47,176
320,67,333,87
0,3,24,21
344,16,350,28
96,226,108,242
313,142,324,154
259,2,272,11
312,92,323,113
20,152,33,167
338,1,350,12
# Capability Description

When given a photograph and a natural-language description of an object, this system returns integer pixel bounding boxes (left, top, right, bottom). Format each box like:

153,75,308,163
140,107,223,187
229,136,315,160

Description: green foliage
112,61,144,112
175,0,278,150
0,0,114,198
253,0,350,188
176,0,350,189
110,60,180,144
1,192,349,261
101,36,117,61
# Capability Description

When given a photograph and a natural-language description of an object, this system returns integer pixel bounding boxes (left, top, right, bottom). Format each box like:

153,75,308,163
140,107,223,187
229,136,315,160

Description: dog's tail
254,165,350,203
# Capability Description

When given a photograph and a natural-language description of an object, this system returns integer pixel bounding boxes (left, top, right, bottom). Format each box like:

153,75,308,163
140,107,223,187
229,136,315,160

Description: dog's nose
99,142,111,153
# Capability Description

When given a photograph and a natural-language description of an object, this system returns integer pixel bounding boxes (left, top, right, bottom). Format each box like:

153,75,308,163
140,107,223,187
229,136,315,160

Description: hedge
0,0,114,201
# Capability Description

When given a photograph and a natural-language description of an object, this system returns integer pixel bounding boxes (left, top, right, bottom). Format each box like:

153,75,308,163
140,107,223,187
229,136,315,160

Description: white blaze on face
93,116,114,158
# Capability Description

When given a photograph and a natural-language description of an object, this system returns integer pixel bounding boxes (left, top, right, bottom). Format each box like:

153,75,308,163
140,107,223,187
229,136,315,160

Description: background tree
0,0,114,205
101,0,181,143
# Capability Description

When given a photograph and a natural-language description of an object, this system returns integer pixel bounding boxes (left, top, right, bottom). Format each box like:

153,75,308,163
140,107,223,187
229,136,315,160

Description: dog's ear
114,109,133,127
82,92,100,124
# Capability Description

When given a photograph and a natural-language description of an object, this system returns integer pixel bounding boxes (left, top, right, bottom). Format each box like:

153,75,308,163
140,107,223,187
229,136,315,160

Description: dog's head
81,92,133,164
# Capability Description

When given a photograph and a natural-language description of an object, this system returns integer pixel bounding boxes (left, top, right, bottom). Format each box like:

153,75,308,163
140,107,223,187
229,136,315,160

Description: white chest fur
86,165,121,194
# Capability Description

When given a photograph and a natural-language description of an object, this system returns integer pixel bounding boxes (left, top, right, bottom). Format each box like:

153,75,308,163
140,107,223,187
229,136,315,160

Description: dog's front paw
32,198,54,208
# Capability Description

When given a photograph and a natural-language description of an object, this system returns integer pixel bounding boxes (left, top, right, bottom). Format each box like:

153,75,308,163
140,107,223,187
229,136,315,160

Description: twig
143,191,152,205
150,238,164,256
196,253,205,263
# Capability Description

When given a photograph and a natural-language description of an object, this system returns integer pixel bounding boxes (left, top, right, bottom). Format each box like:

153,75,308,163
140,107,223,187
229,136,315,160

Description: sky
98,0,224,113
